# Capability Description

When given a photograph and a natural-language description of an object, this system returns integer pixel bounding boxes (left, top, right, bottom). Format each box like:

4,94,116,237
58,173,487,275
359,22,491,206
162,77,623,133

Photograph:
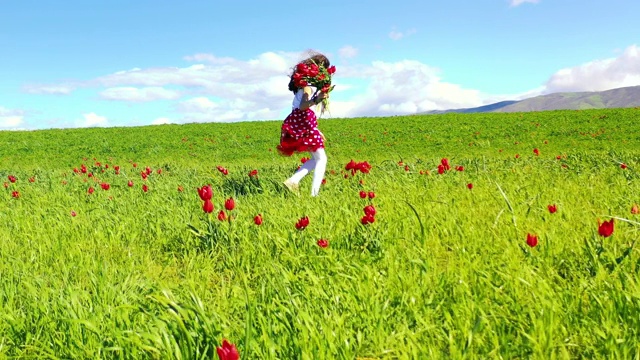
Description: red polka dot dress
277,89,324,156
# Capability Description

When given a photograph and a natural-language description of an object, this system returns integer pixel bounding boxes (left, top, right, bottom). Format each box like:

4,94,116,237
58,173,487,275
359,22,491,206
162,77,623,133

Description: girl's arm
298,86,325,111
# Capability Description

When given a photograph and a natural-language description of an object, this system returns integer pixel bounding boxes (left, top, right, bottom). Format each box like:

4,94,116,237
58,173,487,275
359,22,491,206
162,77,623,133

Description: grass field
1,108,639,359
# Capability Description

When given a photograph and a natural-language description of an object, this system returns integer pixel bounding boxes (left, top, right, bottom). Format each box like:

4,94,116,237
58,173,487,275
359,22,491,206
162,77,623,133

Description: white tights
287,148,327,196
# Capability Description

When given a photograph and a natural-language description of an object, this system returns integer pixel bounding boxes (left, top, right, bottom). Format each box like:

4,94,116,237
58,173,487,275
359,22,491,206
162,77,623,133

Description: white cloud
151,117,172,125
510,0,540,6
77,112,108,128
389,28,417,41
338,45,359,59
543,45,640,93
0,107,25,128
23,84,76,94
100,86,181,102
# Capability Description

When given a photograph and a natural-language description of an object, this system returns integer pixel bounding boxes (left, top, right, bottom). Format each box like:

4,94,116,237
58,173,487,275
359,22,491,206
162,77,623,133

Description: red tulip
11,191,19,198
533,148,540,156
81,165,87,173
322,178,327,185
132,163,137,168
456,166,464,171
364,205,376,217
317,239,329,248
437,164,445,174
128,180,134,187
197,185,213,201
203,199,214,213
515,154,520,159
8,175,17,183
141,172,147,180
548,204,557,214
100,183,110,190
29,177,35,183
178,186,184,192
361,214,375,225
345,159,356,170
327,65,336,74
217,210,227,221
145,167,152,175
3,182,8,188
295,216,309,230
467,183,473,190
632,204,639,215
224,197,235,211
598,219,614,237
216,339,240,360
254,214,263,225
441,158,451,171
621,163,628,169
70,210,77,217
526,233,538,247
359,191,367,199
248,169,258,177
157,169,162,174
114,165,120,172
142,184,148,192
367,191,375,199
88,187,95,194
556,155,562,160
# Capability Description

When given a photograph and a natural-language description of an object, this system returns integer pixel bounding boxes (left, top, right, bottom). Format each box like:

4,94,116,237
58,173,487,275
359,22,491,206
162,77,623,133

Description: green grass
1,108,640,359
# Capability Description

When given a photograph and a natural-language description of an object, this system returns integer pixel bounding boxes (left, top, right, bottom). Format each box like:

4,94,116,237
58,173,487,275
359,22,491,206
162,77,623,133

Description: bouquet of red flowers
291,61,336,115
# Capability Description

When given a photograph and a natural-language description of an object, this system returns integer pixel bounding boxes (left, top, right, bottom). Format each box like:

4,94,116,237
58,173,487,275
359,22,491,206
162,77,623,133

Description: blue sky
1,0,639,130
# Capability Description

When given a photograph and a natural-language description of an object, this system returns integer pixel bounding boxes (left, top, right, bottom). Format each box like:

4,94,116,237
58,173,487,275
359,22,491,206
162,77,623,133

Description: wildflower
368,191,375,199
217,210,227,221
254,214,263,225
359,191,367,199
216,340,240,360
598,219,614,237
224,197,235,211
317,239,329,248
295,216,309,230
526,233,538,247
203,200,214,213
361,214,375,225
548,204,557,214
364,205,376,217
88,187,95,194
621,163,628,169
441,158,451,171
142,184,148,192
8,175,17,183
128,180,134,187
533,148,540,156
248,169,258,177
70,211,77,217
197,185,213,201
632,204,639,215
100,183,110,190
456,166,464,171
11,191,19,198
467,183,473,190
437,164,445,174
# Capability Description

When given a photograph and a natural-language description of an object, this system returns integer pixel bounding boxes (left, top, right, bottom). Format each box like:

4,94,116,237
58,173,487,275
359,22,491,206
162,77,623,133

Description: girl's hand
317,91,328,101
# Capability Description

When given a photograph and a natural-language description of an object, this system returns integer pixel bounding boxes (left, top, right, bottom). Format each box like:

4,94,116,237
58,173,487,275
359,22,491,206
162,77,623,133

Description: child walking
277,53,331,197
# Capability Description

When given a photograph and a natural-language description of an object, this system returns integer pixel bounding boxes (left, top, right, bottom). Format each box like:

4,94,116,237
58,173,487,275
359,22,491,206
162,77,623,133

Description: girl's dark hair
288,52,331,93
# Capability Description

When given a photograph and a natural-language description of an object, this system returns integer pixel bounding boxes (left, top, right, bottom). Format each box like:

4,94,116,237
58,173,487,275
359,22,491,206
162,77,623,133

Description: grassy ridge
1,109,640,358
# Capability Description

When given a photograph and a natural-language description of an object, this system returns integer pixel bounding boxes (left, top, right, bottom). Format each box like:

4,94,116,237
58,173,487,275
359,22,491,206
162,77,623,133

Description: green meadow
1,108,639,359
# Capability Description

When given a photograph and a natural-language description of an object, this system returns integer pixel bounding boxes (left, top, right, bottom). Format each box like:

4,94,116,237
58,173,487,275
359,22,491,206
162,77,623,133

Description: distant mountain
423,85,640,114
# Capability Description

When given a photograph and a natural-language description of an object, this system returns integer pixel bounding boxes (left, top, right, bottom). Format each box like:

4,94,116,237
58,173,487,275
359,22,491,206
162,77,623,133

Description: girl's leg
286,157,316,185
310,148,327,197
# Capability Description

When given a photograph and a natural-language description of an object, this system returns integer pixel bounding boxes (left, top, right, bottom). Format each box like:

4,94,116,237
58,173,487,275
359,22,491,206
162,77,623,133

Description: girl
277,53,330,197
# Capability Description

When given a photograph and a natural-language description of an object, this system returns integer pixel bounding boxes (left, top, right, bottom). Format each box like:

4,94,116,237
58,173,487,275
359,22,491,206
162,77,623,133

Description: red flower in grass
224,197,235,211
404,165,410,172
548,204,557,214
197,185,213,201
29,177,35,183
364,205,376,217
203,200,214,213
8,175,17,183
598,219,614,238
100,183,110,190
178,186,184,192
620,163,628,169
368,191,375,199
217,210,227,222
441,158,451,171
157,169,162,174
455,166,464,172
145,167,152,175
128,180,134,187
317,239,329,248
216,339,239,360
3,182,7,188
295,216,309,230
88,187,95,194
515,154,520,159
533,148,540,156
632,204,639,215
467,183,473,190
437,164,445,175
301,157,310,164
141,172,148,180
11,191,19,198
142,184,148,192
526,233,538,248
70,210,77,217
361,214,375,225
248,169,258,177
254,214,263,225
216,166,229,175
359,191,367,199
